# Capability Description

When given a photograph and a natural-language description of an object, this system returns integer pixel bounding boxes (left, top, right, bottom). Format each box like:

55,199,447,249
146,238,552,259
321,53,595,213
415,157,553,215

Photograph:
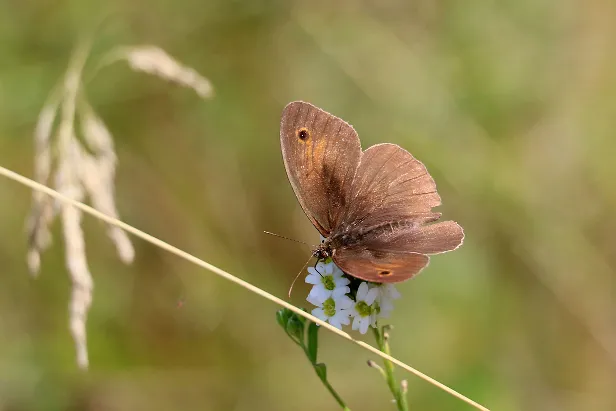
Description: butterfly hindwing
332,220,464,282
333,248,430,283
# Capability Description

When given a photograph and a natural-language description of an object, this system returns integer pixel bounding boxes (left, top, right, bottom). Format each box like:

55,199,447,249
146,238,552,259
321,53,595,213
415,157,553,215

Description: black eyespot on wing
297,128,309,140
378,270,392,277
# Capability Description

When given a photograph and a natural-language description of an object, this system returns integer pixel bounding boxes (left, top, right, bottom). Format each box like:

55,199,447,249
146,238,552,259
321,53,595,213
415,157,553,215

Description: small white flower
312,295,354,329
372,283,401,321
305,261,350,306
351,282,379,334
378,283,401,301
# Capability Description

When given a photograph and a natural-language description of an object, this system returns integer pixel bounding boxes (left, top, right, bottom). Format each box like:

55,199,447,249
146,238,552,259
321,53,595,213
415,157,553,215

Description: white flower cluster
306,260,401,334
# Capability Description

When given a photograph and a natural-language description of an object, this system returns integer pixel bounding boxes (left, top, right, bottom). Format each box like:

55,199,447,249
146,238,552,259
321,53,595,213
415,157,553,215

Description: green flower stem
318,378,350,411
277,309,350,410
306,354,351,411
372,326,409,411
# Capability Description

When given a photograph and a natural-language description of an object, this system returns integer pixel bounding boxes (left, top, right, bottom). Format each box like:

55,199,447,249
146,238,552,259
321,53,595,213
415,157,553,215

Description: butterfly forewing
341,143,442,229
280,102,361,236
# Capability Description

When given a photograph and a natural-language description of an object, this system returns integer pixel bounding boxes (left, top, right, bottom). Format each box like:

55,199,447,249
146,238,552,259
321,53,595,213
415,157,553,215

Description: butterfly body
316,218,418,256
281,101,464,283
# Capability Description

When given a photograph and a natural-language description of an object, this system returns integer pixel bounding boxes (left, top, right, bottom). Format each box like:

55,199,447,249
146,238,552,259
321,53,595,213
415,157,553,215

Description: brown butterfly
280,101,464,283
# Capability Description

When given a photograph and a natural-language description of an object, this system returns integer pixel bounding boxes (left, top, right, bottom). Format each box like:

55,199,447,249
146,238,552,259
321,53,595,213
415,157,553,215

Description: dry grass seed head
27,40,212,369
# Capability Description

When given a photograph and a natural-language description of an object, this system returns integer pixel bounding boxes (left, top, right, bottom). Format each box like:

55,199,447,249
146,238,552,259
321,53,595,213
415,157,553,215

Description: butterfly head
312,238,333,261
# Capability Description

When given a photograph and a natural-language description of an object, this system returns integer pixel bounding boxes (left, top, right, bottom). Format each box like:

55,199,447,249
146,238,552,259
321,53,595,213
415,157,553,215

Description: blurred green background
1,1,615,410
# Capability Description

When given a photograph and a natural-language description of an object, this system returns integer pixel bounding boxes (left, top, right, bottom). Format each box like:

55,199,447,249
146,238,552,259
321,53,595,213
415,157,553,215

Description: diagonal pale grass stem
0,165,489,411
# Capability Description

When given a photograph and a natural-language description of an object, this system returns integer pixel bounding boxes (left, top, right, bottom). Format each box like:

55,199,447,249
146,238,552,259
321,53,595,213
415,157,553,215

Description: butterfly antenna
263,230,311,246
288,255,313,298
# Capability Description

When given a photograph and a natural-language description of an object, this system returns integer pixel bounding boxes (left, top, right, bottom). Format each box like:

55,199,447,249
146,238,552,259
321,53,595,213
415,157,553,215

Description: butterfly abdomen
361,220,419,238
329,219,418,250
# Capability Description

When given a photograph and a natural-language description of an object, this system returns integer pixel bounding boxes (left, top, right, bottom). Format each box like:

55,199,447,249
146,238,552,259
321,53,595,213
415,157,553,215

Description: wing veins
308,106,318,171
349,147,397,211
321,115,334,227
387,175,432,197
347,148,405,226
328,122,348,228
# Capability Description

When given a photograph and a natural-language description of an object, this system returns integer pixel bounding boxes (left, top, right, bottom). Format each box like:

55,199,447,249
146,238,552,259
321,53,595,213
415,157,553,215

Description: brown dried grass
26,39,213,369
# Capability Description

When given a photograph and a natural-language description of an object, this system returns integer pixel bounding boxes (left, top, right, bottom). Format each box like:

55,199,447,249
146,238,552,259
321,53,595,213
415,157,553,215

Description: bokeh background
1,1,615,410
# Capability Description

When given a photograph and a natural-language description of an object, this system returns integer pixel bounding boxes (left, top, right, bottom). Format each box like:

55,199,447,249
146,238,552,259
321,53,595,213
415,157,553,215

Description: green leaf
277,309,310,346
307,322,319,364
314,363,327,380
286,313,306,346
276,309,292,329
